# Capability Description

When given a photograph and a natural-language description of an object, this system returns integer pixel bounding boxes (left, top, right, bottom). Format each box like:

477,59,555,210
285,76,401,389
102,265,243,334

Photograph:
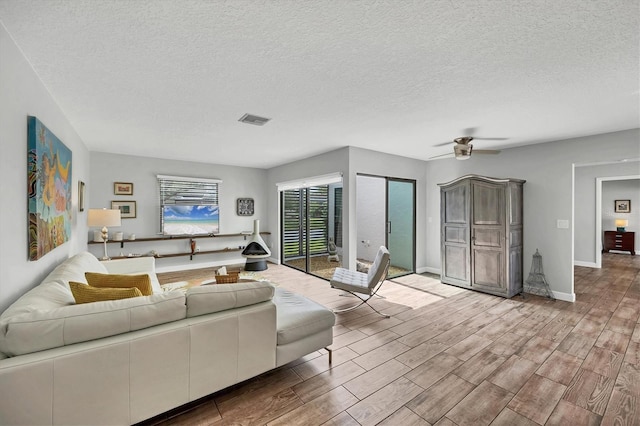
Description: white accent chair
329,246,391,318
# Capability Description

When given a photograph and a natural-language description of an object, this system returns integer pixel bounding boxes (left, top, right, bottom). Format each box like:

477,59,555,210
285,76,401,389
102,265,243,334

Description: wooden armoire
438,175,525,298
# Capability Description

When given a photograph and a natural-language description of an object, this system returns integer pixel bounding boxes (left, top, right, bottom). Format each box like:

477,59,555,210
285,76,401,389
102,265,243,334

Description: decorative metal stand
523,249,555,299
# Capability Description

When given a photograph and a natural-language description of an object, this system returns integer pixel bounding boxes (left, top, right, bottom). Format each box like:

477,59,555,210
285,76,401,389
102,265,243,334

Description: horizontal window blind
157,175,222,205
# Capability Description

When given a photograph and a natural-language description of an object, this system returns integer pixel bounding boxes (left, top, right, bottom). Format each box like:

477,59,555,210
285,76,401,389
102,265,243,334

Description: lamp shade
88,209,122,227
615,219,629,228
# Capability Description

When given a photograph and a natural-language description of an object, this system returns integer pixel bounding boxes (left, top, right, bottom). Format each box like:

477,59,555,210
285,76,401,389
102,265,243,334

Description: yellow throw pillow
85,272,153,296
69,281,143,304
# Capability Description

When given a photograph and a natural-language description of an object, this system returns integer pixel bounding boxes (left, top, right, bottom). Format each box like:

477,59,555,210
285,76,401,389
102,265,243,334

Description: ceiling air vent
238,113,271,126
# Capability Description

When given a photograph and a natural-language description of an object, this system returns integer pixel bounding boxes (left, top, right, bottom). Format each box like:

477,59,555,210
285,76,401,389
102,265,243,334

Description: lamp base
617,227,626,232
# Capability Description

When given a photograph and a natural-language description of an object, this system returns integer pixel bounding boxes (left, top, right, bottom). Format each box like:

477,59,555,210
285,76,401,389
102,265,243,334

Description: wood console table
603,231,635,255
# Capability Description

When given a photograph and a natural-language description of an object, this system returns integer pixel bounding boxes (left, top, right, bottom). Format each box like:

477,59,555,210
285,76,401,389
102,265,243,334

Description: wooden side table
603,231,635,255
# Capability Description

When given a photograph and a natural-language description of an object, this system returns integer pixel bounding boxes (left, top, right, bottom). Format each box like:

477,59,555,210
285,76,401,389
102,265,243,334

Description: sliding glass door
281,183,343,279
356,175,415,278
387,179,415,275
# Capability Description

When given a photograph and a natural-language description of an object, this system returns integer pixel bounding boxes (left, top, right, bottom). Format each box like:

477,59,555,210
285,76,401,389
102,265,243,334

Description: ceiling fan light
454,143,472,159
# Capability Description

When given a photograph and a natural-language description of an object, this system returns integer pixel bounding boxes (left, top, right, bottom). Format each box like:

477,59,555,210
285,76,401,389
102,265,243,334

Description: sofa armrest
186,281,275,317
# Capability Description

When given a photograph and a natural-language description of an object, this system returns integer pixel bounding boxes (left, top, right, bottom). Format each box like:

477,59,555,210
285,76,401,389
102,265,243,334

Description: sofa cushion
85,272,153,296
69,282,143,304
185,281,275,318
0,292,186,357
102,257,163,294
273,288,335,346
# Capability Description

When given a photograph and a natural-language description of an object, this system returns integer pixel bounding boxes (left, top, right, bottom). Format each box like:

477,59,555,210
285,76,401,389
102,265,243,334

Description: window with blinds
157,175,222,235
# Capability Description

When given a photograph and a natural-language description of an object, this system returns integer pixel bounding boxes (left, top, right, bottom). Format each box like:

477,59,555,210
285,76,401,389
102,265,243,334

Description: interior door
470,180,506,292
386,179,415,276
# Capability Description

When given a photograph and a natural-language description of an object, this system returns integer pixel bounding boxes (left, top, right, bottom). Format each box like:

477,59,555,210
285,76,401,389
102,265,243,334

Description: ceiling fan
430,128,506,160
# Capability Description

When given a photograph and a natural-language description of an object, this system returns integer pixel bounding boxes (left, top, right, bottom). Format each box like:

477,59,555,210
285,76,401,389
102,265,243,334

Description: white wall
574,162,640,264
0,24,91,312
356,175,386,261
603,179,640,250
89,152,269,271
426,128,640,301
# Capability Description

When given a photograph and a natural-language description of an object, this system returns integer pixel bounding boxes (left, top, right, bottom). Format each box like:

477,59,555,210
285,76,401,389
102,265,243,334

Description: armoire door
470,180,506,292
441,180,471,287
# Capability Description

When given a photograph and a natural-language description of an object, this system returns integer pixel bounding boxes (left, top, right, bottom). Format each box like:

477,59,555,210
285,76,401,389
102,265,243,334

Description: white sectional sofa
0,253,335,425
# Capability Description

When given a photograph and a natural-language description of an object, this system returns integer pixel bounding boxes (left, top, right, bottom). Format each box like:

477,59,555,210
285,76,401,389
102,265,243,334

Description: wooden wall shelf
88,232,270,261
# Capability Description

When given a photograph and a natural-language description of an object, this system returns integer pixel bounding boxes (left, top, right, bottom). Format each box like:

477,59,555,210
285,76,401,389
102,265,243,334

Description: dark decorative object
237,198,254,216
524,249,554,299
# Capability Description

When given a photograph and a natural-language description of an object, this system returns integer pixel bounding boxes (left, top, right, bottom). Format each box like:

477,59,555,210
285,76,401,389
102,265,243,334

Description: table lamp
88,208,122,260
615,219,628,232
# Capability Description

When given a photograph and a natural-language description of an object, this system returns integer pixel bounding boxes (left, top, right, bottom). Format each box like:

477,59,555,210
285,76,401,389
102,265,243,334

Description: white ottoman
273,288,336,367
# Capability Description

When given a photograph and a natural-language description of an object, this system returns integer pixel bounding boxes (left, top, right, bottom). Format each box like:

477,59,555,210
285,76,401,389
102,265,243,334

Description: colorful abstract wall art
27,116,72,260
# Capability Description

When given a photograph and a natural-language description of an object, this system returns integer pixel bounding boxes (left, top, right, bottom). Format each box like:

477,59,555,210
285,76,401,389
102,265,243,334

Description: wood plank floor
147,253,640,426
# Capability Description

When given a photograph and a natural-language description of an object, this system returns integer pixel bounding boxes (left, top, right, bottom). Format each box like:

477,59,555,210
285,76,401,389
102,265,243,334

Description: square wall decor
27,116,72,260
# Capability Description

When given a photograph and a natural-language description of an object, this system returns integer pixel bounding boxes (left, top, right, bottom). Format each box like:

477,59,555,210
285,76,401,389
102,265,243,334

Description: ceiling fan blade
473,149,501,154
461,127,478,136
433,141,454,147
469,137,508,141
429,152,454,159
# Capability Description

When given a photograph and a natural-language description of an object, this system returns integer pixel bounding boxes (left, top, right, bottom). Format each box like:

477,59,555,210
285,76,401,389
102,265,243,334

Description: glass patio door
281,184,341,279
387,179,415,276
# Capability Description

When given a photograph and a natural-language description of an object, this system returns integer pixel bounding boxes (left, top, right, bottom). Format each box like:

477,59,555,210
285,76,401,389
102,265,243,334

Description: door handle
387,221,391,234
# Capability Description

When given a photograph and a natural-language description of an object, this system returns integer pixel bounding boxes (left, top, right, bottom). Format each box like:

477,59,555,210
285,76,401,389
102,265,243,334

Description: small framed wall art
114,182,133,195
112,200,137,218
615,199,631,213
237,198,254,216
78,181,85,212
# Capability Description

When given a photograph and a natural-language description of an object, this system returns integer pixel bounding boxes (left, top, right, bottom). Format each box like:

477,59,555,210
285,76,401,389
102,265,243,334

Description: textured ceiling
0,0,638,168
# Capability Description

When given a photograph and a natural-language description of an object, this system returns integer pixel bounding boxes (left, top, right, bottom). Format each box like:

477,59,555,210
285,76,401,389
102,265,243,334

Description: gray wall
348,147,428,272
0,25,91,312
426,128,640,301
574,162,640,264
88,152,269,271
266,148,350,266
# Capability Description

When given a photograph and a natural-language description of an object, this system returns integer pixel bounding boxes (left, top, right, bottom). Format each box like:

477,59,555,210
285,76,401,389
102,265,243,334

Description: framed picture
114,182,133,195
27,116,72,261
111,200,137,218
78,181,85,212
237,198,254,216
615,200,631,213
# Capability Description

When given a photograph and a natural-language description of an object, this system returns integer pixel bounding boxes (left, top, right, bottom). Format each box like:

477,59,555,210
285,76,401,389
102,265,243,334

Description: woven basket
215,272,239,284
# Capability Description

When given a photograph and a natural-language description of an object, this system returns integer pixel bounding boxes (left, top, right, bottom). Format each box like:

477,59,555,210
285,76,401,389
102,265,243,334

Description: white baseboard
550,290,576,303
574,260,598,268
417,266,440,275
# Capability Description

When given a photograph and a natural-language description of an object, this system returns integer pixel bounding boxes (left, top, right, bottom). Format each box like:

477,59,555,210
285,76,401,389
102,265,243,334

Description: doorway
280,182,343,279
356,174,415,278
